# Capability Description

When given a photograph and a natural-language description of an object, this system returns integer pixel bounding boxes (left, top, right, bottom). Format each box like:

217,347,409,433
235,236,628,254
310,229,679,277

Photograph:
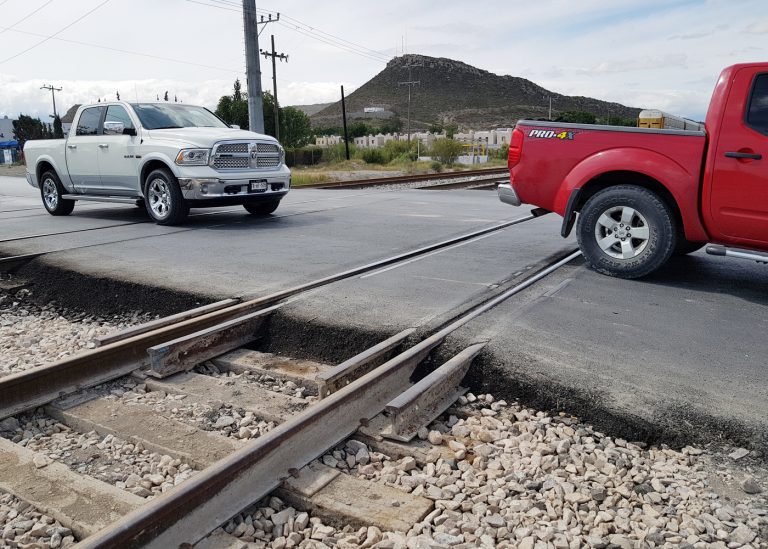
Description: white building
0,116,15,141
315,135,342,147
454,128,513,148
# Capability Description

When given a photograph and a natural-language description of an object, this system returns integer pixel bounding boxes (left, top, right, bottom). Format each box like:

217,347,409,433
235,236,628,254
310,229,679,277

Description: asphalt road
2,175,766,452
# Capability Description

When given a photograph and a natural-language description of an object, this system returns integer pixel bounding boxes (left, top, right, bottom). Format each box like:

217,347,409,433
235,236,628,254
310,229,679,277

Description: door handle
98,144,109,149
67,145,77,149
725,151,762,160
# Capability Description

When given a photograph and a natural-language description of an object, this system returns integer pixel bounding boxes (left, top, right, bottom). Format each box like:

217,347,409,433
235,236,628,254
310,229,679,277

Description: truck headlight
175,149,210,166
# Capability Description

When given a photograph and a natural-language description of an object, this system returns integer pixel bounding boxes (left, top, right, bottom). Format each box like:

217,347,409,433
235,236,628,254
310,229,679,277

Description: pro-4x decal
528,129,576,140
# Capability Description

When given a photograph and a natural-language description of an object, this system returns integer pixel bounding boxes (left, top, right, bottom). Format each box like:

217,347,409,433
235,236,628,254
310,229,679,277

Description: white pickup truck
23,101,291,225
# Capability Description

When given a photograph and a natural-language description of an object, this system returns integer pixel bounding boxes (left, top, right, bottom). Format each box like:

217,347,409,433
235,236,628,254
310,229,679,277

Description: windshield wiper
152,126,183,129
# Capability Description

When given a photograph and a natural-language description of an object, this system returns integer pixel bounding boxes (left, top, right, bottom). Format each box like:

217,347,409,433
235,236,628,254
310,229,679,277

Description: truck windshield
131,104,228,130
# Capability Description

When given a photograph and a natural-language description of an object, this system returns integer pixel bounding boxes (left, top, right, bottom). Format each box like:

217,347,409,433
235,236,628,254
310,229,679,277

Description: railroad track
300,167,508,190
0,212,580,548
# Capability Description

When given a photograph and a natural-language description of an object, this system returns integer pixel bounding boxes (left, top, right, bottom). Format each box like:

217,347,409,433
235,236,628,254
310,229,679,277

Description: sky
0,0,766,123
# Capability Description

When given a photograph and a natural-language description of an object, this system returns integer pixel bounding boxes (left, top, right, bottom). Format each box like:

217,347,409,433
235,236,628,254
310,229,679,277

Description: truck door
98,105,140,196
708,70,768,243
65,106,104,192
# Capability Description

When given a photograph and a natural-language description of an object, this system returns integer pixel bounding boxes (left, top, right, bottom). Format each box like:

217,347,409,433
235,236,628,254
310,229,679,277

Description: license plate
249,180,267,192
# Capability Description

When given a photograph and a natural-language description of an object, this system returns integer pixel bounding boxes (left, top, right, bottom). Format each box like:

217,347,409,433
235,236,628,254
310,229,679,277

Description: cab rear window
76,107,103,136
746,73,768,136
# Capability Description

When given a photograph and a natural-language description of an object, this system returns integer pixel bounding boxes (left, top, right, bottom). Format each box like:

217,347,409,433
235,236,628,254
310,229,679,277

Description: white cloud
744,20,768,34
0,0,764,122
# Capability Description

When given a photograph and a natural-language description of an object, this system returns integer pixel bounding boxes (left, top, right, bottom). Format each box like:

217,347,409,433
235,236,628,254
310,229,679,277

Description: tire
40,170,75,216
143,168,188,225
576,185,676,279
243,200,280,216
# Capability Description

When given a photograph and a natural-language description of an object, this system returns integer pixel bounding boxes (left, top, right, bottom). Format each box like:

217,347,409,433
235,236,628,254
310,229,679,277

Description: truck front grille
211,140,282,171
213,156,249,169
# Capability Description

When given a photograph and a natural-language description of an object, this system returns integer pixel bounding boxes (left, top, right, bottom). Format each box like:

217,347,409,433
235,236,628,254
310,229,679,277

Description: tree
12,115,47,149
281,107,312,148
53,115,64,138
556,111,597,124
348,121,372,139
164,91,169,102
428,122,444,134
174,95,178,103
233,78,243,101
444,123,458,139
431,138,463,165
116,90,120,100
379,118,402,134
262,91,277,137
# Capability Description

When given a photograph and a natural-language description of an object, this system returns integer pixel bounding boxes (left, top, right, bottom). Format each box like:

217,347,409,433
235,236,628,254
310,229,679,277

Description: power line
0,26,242,74
0,0,54,36
186,0,389,63
40,84,62,118
260,34,288,140
399,60,422,142
213,0,389,61
0,0,112,65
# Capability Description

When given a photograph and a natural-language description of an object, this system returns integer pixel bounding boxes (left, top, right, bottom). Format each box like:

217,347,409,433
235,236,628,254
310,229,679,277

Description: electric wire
0,0,54,36
0,0,112,64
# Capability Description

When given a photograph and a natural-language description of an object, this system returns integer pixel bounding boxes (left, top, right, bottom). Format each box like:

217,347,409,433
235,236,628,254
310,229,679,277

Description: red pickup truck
498,63,768,278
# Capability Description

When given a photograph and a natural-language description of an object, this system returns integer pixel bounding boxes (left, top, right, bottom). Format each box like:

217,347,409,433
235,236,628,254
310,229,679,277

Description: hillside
291,102,333,116
312,54,639,130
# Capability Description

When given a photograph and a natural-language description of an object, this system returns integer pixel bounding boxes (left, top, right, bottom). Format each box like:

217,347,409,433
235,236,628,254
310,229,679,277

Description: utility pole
40,84,62,118
341,85,350,161
242,1,279,133
398,58,421,143
260,34,288,141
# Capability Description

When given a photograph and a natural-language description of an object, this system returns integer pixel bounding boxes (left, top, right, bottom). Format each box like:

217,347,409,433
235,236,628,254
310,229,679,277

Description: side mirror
123,127,137,136
103,121,124,135
230,124,240,130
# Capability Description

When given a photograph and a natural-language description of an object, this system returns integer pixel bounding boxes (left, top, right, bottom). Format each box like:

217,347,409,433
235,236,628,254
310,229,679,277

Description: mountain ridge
310,54,639,130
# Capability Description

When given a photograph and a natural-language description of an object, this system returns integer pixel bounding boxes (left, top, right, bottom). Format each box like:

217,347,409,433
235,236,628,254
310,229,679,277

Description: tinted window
105,105,134,130
130,104,227,130
746,73,768,136
76,107,103,136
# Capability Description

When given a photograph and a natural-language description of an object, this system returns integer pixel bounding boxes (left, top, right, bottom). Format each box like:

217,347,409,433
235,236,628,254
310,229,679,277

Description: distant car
24,102,290,225
498,62,768,278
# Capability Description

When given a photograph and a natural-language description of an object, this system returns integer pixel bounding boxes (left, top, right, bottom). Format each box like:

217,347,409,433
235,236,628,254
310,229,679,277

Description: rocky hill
311,54,639,130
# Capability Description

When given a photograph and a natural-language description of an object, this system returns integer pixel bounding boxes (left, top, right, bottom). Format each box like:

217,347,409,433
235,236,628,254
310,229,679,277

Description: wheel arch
557,148,708,242
35,155,73,191
139,156,177,196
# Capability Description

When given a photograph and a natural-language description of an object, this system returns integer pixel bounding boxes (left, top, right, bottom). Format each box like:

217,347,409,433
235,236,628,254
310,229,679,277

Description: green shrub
361,148,387,164
431,138,463,165
382,140,417,162
430,161,443,172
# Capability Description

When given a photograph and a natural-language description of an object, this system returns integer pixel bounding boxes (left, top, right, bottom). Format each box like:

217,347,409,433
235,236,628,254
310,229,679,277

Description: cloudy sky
0,0,766,122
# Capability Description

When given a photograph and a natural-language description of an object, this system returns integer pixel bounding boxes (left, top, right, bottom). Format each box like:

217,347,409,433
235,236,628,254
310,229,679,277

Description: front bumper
177,176,291,200
497,183,521,207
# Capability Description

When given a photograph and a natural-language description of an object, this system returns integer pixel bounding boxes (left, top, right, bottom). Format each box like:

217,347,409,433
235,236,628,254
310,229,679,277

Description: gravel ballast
0,288,154,378
1,292,766,548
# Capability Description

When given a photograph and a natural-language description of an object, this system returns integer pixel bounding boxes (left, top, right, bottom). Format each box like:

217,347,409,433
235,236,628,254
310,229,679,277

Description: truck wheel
576,185,676,279
40,170,75,216
243,200,280,216
144,169,188,225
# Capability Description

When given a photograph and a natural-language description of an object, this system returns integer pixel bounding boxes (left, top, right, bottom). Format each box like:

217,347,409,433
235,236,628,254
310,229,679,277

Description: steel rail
0,211,545,420
75,248,582,549
299,167,508,189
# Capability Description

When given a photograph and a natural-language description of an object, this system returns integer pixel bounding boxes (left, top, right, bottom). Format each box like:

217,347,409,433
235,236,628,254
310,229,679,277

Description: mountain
291,102,333,116
311,54,639,130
